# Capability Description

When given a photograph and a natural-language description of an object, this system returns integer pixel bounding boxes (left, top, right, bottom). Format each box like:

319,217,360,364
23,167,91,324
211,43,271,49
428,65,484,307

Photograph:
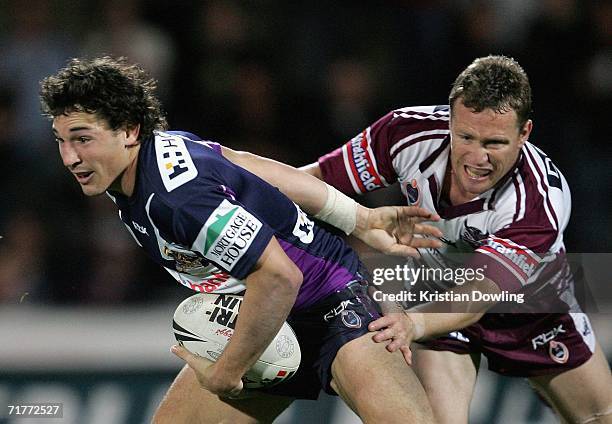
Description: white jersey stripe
364,126,388,186
516,172,526,221
394,113,450,121
341,144,363,194
523,146,558,231
390,129,450,157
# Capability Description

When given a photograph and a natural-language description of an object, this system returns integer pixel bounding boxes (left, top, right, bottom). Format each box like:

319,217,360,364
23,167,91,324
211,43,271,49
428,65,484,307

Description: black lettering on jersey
536,151,562,190
433,105,450,113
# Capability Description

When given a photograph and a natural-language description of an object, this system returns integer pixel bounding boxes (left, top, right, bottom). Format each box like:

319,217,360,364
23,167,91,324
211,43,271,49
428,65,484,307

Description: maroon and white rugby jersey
319,106,575,305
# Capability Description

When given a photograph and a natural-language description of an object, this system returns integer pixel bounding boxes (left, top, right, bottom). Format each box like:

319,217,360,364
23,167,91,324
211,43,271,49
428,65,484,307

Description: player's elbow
253,238,303,295
252,260,303,299
230,150,255,168
276,263,303,294
299,162,323,180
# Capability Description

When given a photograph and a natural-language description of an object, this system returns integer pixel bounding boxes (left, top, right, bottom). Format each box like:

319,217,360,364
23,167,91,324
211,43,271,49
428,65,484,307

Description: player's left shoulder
151,130,221,193
520,142,567,193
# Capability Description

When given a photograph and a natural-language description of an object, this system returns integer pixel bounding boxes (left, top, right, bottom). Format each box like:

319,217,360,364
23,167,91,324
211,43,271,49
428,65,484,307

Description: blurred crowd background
0,0,610,305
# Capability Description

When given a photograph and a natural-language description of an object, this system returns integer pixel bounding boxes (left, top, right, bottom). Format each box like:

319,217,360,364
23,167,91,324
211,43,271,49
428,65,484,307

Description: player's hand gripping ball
173,293,301,388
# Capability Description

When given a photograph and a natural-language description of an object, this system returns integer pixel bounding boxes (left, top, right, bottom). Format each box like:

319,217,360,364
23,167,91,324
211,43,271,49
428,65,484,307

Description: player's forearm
407,276,501,340
405,311,483,341
221,147,328,215
213,242,302,382
223,147,371,235
214,279,299,381
299,162,323,179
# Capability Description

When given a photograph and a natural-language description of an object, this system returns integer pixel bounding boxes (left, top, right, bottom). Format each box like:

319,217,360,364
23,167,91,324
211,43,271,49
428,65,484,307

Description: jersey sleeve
169,188,275,280
318,111,398,195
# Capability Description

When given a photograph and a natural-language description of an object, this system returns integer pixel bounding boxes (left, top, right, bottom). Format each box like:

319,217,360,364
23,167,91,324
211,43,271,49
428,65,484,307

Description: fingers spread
407,237,443,249
413,223,443,238
398,206,439,220
372,328,395,343
385,244,420,258
368,316,393,331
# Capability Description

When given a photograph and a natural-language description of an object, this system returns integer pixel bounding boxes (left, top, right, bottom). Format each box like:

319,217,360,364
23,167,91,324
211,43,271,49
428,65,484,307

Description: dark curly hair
449,55,532,128
40,56,167,140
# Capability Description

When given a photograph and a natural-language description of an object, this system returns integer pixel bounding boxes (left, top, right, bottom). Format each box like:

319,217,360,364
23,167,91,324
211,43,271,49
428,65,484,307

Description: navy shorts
259,280,380,400
421,312,596,377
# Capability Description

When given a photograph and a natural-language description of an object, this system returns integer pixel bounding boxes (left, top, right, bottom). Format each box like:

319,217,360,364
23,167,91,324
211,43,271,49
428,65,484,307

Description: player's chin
462,175,494,194
80,184,106,197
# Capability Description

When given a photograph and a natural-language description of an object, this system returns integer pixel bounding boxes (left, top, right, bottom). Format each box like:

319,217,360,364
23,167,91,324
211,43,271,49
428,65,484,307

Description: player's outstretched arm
172,237,302,398
369,276,500,364
222,147,442,257
222,147,329,214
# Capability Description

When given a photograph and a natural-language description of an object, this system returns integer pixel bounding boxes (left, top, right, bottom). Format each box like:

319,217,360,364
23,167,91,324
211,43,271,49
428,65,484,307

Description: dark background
0,0,610,305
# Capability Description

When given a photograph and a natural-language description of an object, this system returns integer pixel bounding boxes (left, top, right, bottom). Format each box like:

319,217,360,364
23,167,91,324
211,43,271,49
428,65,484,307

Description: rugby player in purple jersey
40,57,445,423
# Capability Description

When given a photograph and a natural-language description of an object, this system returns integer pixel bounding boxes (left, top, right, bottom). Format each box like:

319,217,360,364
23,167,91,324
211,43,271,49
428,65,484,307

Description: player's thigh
412,344,480,424
330,332,435,424
529,342,612,424
152,364,295,424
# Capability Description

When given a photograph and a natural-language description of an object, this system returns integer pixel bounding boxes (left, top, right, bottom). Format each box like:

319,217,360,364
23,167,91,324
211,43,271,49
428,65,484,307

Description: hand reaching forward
353,205,443,258
368,312,424,365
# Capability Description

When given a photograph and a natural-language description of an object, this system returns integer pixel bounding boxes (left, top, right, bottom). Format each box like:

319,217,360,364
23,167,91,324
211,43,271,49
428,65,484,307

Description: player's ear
125,124,141,147
518,119,532,147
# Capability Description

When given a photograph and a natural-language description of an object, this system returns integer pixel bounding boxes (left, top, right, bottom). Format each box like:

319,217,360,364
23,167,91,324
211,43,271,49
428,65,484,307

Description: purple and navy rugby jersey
108,130,362,311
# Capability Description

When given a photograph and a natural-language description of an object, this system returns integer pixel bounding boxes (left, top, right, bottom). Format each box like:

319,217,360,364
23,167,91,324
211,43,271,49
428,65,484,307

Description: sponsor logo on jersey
404,179,420,206
199,200,263,271
549,340,569,363
460,224,487,249
346,130,385,192
323,299,354,322
168,265,242,294
479,238,538,282
292,204,314,244
531,324,566,350
155,132,197,192
164,245,207,273
341,310,362,329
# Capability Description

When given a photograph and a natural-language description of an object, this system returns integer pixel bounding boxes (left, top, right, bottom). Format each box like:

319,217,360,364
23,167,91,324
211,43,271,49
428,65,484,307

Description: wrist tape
314,185,357,235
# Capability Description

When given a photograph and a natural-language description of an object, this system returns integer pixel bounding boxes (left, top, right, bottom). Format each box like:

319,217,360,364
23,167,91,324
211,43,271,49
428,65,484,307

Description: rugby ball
173,293,300,388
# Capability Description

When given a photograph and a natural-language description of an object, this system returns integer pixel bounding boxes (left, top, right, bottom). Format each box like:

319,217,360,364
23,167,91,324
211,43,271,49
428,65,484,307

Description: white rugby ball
173,293,301,388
